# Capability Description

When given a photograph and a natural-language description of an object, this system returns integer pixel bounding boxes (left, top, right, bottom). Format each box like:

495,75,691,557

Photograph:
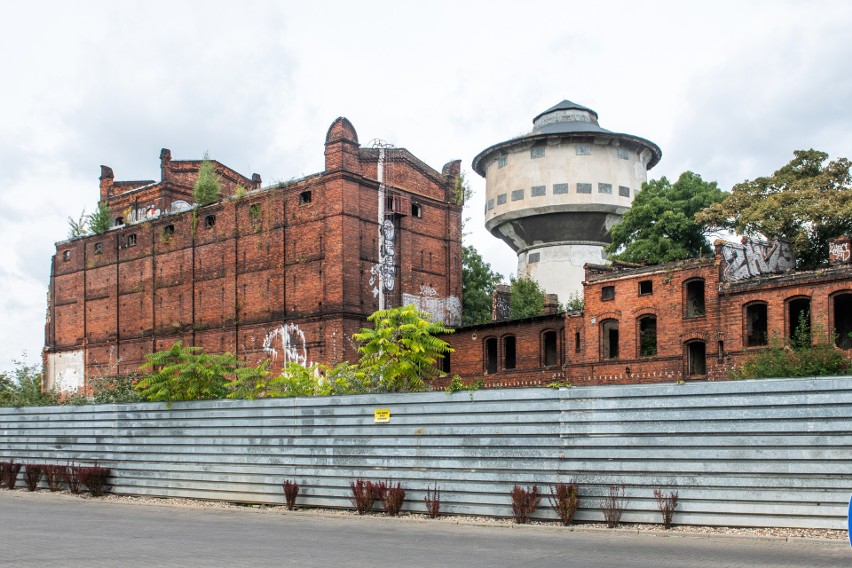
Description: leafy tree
697,149,852,266
193,153,222,206
87,201,112,235
67,208,89,239
509,276,545,319
607,172,725,264
135,341,235,406
462,245,503,326
0,360,59,407
353,304,454,392
452,172,472,206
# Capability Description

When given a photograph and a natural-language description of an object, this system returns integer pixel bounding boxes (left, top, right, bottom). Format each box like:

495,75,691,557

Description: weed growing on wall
510,485,541,524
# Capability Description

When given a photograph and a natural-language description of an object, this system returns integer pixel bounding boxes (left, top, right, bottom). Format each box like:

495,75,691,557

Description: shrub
282,479,299,511
0,461,7,488
653,488,679,529
381,481,406,516
76,464,111,497
350,479,378,515
2,461,22,490
23,464,45,491
44,464,64,491
600,483,626,528
510,484,541,524
424,483,441,519
62,462,82,494
548,481,580,526
193,154,222,206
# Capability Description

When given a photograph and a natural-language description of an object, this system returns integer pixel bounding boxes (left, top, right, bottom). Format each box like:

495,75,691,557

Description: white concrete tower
472,100,661,302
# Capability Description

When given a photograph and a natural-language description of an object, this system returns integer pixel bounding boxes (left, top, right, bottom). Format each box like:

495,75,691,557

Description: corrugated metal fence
2,377,851,529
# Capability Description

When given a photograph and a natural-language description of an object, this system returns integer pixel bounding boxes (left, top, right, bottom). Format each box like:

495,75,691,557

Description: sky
1,0,851,372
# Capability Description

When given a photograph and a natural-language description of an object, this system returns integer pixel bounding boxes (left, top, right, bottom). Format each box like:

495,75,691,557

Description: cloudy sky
1,0,851,372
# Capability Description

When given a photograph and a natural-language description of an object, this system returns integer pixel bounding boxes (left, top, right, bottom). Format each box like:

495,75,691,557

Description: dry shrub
381,481,406,516
653,488,679,529
548,481,580,526
23,464,45,491
44,464,64,492
350,479,378,515
424,484,441,519
76,464,111,497
600,483,626,528
282,479,300,511
2,461,22,490
510,484,541,524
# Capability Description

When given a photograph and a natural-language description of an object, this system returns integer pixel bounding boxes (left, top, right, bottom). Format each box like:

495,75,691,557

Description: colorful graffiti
720,238,795,281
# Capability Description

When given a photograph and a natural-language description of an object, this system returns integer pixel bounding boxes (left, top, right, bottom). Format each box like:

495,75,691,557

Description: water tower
472,100,661,302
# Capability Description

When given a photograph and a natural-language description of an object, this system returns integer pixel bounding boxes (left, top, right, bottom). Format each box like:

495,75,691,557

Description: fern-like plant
135,341,235,406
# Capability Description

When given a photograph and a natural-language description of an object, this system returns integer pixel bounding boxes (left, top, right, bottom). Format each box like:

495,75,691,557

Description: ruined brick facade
441,238,852,388
45,118,463,390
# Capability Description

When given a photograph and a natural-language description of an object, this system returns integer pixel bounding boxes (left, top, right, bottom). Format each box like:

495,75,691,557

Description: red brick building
45,118,463,391
440,238,852,388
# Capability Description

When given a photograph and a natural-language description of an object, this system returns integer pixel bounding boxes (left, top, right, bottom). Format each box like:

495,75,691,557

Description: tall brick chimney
492,284,512,321
99,165,114,201
543,293,561,314
324,117,360,172
159,148,172,183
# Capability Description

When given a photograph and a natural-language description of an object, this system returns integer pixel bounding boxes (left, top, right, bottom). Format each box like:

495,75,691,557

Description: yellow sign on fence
374,409,391,423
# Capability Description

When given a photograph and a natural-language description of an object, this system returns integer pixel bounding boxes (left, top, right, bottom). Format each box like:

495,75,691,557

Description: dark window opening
93,243,102,255
602,286,615,301
685,280,706,318
717,340,725,363
543,331,558,367
788,298,811,347
126,234,137,247
833,293,852,349
114,217,124,226
639,280,653,295
504,336,516,369
638,315,657,357
745,303,768,347
687,341,706,376
531,146,545,159
485,338,498,374
62,250,71,261
386,195,394,210
299,191,312,205
575,331,581,352
163,224,175,237
411,203,422,218
440,352,451,374
249,203,262,218
204,215,216,229
601,319,619,359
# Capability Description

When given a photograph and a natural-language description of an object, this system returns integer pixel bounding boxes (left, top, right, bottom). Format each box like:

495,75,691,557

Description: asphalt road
1,492,848,568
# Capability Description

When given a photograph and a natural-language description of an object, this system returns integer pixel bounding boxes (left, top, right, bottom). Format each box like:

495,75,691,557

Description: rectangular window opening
576,144,592,156
619,186,631,197
598,183,612,194
204,215,216,229
531,146,545,159
299,191,312,205
602,286,615,301
531,185,546,197
511,189,524,201
553,183,569,195
497,155,508,168
639,280,653,295
577,183,592,194
497,193,507,205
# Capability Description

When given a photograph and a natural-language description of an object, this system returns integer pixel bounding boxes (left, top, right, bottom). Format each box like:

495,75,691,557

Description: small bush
282,479,299,511
2,461,22,490
44,464,64,491
424,483,441,519
62,463,82,494
76,464,111,497
0,462,6,488
600,483,626,528
510,484,541,524
653,488,679,529
350,479,378,515
23,464,45,491
548,481,580,526
382,481,406,516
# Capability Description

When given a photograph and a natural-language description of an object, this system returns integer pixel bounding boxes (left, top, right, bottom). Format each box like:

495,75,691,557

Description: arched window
684,279,706,318
601,319,619,360
503,335,516,369
542,330,558,367
744,302,768,347
833,292,852,349
484,338,498,374
787,297,811,347
638,315,657,357
686,341,706,376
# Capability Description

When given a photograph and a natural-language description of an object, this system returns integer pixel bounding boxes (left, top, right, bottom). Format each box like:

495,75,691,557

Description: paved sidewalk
0,492,848,568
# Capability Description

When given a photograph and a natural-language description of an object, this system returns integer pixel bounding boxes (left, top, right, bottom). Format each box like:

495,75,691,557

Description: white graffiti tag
263,323,310,367
721,238,795,281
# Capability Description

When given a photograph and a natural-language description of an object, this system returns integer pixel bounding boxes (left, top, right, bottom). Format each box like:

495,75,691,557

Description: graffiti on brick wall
402,293,461,326
370,219,396,297
829,239,851,264
720,238,795,281
493,294,511,321
263,323,310,367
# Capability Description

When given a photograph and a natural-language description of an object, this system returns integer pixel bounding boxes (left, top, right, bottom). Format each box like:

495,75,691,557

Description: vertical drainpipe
152,225,157,357
234,202,240,358
377,147,386,311
114,228,120,376
191,210,197,347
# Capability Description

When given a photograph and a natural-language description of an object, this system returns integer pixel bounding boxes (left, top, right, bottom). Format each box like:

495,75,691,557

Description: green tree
452,172,472,206
193,153,222,206
462,245,503,326
353,304,454,392
87,201,112,234
0,360,59,407
607,172,725,264
135,341,235,406
509,276,545,319
697,149,852,266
